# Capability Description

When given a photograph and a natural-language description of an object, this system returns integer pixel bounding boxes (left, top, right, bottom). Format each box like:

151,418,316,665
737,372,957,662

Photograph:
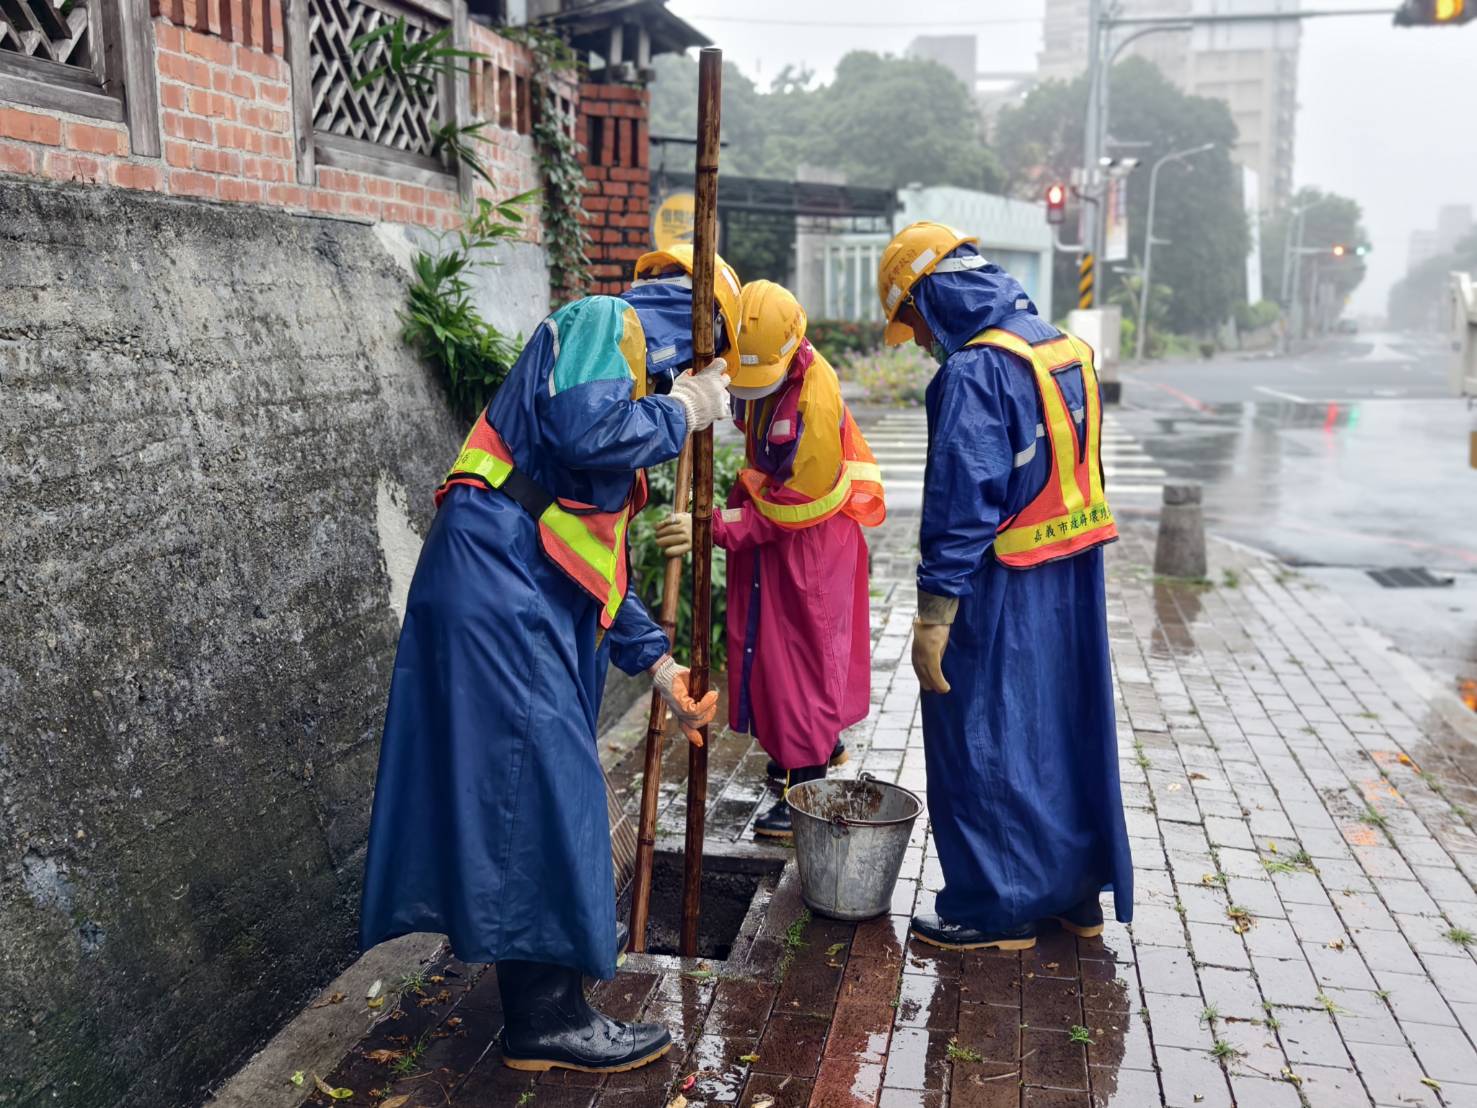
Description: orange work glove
649,654,719,747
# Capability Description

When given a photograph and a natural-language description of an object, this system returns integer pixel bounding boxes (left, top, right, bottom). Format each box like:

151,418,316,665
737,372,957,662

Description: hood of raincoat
619,283,729,393
911,244,1042,358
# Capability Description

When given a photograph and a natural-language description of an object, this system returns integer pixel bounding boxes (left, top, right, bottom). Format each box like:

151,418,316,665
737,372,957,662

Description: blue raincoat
912,247,1133,932
360,295,691,981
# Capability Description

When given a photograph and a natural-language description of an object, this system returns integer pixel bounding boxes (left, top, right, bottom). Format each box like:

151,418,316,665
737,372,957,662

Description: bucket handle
828,772,880,838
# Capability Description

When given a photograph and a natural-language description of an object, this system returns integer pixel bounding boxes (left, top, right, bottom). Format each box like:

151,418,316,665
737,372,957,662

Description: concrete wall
0,178,540,1107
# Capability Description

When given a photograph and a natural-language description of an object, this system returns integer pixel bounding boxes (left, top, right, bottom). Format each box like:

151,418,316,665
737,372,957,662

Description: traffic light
1333,244,1346,257
1394,0,1472,24
1331,244,1371,257
1046,182,1067,226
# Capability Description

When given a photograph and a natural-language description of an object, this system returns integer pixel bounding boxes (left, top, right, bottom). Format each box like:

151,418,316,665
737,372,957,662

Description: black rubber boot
766,741,847,780
754,763,826,841
1050,897,1105,938
496,960,672,1073
910,912,1037,952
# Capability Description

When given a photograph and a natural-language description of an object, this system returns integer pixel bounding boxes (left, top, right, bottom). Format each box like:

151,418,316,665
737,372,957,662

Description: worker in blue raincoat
876,222,1133,951
359,267,734,1074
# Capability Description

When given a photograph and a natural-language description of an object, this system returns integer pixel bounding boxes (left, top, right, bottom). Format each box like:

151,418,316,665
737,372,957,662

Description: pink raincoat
717,342,882,770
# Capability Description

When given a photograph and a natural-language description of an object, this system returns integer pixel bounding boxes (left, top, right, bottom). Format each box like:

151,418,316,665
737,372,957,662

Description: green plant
1221,568,1241,589
390,1029,433,1075
516,1092,536,1106
506,26,591,301
1361,806,1388,829
1210,1039,1242,1062
627,445,744,670
1445,927,1474,946
946,1038,984,1062
777,908,811,979
838,345,936,407
403,193,534,420
1068,1025,1093,1045
808,319,887,359
1200,1005,1219,1026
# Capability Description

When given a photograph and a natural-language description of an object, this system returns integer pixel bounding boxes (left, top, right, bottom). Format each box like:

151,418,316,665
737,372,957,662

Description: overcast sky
667,0,1477,315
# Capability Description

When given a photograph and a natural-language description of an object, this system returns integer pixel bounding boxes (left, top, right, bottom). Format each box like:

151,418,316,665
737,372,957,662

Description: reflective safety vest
435,412,648,628
736,407,885,530
966,326,1118,567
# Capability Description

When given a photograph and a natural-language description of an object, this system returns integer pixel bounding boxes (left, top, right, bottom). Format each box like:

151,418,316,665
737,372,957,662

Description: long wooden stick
680,46,722,959
627,443,693,952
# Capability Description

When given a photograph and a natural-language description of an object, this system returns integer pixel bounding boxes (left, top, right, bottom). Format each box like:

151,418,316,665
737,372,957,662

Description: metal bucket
787,773,923,921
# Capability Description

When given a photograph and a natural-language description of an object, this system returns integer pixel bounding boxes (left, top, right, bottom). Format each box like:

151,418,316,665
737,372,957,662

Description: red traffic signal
1046,182,1067,226
1332,244,1347,257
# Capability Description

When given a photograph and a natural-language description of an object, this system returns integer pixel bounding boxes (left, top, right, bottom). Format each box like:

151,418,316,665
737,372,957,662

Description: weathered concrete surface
0,180,474,1107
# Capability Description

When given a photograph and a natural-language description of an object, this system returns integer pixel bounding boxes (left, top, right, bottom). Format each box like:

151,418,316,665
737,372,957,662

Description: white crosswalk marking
863,411,1163,506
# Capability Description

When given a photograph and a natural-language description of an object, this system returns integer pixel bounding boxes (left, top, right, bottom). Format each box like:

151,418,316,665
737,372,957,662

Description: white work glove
650,653,719,747
654,512,693,558
667,358,730,433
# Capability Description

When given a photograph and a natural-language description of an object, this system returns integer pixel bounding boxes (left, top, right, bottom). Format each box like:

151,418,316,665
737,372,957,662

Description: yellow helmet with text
732,280,807,391
632,243,742,358
876,221,979,346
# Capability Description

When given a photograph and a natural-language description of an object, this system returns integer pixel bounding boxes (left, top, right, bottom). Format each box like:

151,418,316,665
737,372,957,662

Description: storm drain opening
629,850,783,961
1366,567,1456,589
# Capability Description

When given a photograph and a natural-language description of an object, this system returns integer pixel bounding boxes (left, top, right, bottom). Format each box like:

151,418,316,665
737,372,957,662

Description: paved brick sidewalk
307,496,1477,1107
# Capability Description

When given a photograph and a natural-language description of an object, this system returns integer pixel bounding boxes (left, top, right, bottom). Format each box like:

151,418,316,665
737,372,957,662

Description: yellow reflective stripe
745,461,883,524
448,445,512,489
1032,348,1084,515
994,504,1116,556
1066,335,1107,506
606,510,630,622
966,327,1032,361
538,502,619,584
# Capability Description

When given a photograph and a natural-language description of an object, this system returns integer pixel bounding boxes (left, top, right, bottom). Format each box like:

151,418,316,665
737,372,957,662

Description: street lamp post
1134,143,1217,363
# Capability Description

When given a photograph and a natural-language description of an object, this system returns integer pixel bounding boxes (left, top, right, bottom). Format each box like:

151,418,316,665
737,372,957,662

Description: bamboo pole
627,443,693,952
679,46,722,959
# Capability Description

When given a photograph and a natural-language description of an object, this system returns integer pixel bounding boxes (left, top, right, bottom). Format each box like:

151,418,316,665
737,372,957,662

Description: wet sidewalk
305,501,1477,1108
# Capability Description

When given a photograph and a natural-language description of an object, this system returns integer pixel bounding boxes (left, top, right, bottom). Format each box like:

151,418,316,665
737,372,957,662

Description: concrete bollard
1153,483,1207,579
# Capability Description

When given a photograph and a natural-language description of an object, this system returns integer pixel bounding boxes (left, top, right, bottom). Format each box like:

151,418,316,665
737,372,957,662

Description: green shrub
628,444,745,671
808,319,886,360
845,345,936,407
1234,299,1282,331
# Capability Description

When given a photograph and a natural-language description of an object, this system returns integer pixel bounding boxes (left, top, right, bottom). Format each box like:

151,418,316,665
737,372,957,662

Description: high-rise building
905,34,978,91
1038,0,1300,210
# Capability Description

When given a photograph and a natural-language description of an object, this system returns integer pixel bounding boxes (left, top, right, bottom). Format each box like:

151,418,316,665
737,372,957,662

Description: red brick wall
0,12,543,232
579,82,650,295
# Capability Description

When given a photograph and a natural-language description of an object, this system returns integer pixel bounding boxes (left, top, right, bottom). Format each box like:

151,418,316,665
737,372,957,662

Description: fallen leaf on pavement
1189,771,1208,781
366,996,386,1010
1328,938,1345,951
666,1097,688,1108
313,1074,354,1100
752,1097,775,1108
366,1049,404,1065
310,992,347,1009
1422,1077,1442,1090
367,979,383,999
290,1071,306,1087
381,1097,411,1108
739,1053,760,1063
682,1073,696,1090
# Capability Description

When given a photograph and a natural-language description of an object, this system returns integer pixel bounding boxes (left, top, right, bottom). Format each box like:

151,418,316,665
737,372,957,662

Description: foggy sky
668,0,1477,316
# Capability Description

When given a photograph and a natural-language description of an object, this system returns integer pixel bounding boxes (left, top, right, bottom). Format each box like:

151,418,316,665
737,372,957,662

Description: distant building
793,185,1054,325
1407,204,1473,271
905,34,978,90
906,33,1035,138
1039,0,1300,209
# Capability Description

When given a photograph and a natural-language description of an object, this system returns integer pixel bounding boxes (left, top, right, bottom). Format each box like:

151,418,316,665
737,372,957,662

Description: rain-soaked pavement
301,448,1477,1106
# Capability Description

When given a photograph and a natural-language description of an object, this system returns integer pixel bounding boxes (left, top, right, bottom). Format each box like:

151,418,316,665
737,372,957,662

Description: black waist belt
496,466,555,520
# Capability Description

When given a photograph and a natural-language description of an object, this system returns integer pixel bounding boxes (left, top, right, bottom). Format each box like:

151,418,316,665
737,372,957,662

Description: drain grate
1366,567,1455,589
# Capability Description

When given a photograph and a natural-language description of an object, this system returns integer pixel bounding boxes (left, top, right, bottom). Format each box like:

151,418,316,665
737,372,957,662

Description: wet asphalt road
1110,330,1477,691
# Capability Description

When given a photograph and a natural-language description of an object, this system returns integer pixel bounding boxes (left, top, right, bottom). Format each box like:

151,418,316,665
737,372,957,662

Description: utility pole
1135,143,1216,361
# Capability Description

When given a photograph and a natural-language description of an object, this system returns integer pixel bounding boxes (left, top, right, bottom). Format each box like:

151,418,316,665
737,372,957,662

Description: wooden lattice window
0,0,159,153
285,0,470,190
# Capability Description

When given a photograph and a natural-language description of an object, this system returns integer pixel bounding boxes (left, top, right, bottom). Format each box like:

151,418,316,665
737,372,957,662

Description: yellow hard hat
732,280,807,391
633,244,742,358
877,221,979,346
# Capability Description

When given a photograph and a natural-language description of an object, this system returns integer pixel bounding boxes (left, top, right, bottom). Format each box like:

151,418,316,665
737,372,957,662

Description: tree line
649,51,1368,338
